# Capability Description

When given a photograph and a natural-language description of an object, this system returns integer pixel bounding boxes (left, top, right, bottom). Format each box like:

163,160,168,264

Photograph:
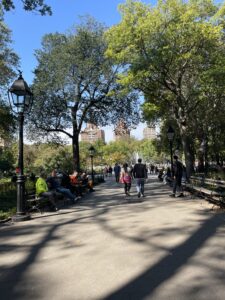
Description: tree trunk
72,132,80,171
215,153,220,166
179,124,195,179
197,139,205,173
71,105,80,171
204,138,209,172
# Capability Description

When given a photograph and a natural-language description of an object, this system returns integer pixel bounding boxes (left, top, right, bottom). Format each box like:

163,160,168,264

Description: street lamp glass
8,73,33,113
89,145,95,157
167,126,175,141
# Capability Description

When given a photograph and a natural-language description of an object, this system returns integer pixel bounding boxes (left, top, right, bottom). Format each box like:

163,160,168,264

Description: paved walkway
0,176,225,300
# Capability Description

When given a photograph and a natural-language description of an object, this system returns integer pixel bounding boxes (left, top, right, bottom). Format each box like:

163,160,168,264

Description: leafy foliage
1,0,52,15
0,7,19,93
106,0,225,175
28,17,140,170
0,149,15,172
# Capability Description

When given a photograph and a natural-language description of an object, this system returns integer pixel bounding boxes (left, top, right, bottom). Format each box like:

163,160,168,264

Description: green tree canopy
106,0,225,176
0,7,19,93
0,7,18,139
29,17,140,170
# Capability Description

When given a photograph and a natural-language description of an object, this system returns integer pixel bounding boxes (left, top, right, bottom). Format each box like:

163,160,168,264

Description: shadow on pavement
102,213,224,300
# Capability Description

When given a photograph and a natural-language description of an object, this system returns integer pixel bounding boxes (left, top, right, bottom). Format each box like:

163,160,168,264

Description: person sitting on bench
46,170,78,204
36,171,58,211
80,172,95,192
69,171,83,197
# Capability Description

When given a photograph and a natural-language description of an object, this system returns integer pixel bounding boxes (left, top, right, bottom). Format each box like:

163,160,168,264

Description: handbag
119,177,125,184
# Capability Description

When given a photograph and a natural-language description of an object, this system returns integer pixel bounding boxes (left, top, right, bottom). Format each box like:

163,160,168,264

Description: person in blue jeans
133,158,148,198
46,170,78,203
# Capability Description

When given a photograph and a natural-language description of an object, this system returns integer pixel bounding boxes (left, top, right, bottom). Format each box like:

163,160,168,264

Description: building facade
143,126,157,140
114,120,130,141
80,123,105,143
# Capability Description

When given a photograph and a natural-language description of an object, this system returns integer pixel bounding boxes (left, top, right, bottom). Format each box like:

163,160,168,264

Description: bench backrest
190,176,225,191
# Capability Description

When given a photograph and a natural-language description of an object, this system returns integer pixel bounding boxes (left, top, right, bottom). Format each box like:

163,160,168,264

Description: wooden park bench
185,176,225,208
25,188,67,214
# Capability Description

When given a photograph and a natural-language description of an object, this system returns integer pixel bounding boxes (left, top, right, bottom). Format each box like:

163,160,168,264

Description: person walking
120,163,132,196
114,163,121,183
170,155,184,197
133,158,148,198
108,166,113,177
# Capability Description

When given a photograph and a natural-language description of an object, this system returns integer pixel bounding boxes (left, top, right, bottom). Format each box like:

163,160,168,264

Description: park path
0,175,225,300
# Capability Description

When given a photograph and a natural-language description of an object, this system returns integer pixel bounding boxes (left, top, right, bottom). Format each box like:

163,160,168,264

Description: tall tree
106,0,225,177
29,18,140,170
0,7,18,139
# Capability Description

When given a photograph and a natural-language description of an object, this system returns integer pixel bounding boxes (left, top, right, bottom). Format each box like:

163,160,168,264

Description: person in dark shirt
133,158,148,198
108,166,113,177
46,170,78,203
114,163,121,183
170,155,184,197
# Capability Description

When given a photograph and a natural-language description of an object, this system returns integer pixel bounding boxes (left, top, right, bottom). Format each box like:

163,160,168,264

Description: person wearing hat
170,155,184,198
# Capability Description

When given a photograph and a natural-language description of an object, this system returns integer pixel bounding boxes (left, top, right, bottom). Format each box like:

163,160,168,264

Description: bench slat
185,176,225,207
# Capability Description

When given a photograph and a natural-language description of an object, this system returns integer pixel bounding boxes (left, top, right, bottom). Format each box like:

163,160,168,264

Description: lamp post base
12,213,30,222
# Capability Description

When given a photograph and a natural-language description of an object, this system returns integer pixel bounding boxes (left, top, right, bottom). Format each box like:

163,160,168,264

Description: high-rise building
80,123,105,143
114,120,130,141
143,126,157,140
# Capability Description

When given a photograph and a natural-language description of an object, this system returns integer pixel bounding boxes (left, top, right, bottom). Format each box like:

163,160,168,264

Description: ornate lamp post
8,71,33,222
88,145,95,184
167,126,175,176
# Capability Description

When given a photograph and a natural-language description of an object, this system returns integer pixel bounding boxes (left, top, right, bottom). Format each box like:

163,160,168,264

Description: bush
0,208,16,221
0,179,36,220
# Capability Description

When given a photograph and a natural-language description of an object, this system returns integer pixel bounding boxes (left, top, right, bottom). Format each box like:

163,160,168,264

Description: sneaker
138,193,141,198
169,194,175,198
177,193,184,198
141,194,145,198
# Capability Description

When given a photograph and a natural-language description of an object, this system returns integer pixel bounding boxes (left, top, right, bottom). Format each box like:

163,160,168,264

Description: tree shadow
0,208,107,299
101,213,225,300
1,176,224,299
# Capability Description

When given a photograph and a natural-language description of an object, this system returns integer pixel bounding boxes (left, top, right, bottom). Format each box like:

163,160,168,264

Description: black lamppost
167,126,175,176
8,71,33,222
89,145,95,184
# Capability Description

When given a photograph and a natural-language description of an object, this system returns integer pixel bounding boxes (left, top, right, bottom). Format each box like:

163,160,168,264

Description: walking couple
120,159,148,198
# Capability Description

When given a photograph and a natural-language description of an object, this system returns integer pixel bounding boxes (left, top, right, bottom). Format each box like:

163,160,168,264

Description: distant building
114,120,130,141
143,126,157,140
0,137,9,148
80,123,105,143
